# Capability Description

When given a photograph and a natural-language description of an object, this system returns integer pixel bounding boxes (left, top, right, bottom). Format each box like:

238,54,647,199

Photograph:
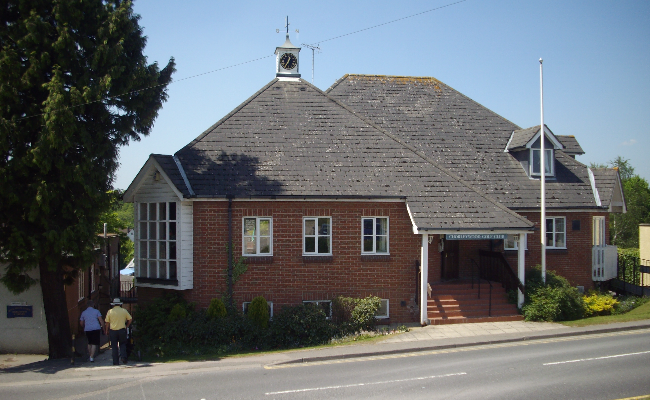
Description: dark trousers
109,328,127,364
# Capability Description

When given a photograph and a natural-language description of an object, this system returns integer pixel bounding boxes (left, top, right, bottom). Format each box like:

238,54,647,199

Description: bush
169,303,187,322
332,295,381,334
207,298,227,319
269,303,334,348
583,292,618,317
247,296,269,329
613,295,649,314
522,265,584,321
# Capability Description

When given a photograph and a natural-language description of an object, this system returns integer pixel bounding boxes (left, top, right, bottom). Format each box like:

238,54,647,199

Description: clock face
279,53,297,71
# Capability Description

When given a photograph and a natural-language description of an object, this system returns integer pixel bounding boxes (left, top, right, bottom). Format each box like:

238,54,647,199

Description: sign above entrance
446,234,507,240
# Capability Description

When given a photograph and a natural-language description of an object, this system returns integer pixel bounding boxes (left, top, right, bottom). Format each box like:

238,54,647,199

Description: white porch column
517,234,526,308
420,233,429,326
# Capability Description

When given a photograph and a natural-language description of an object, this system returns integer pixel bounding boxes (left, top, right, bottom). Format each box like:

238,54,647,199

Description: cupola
275,17,301,79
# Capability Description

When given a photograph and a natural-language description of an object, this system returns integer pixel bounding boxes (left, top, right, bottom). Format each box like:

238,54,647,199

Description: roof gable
506,125,563,152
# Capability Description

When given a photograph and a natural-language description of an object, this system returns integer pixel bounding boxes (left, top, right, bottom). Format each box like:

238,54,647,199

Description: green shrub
613,295,649,314
522,265,584,321
583,292,618,317
169,303,187,322
269,303,333,348
207,298,227,319
247,296,269,329
332,295,381,334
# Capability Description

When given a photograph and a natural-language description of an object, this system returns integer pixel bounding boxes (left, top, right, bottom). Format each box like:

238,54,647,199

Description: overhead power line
15,0,467,121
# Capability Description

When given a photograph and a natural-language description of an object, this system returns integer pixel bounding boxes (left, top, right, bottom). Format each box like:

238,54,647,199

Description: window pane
140,241,147,259
149,241,156,259
259,219,270,236
364,237,373,252
244,218,256,237
545,149,553,174
259,237,270,254
158,261,167,279
149,261,156,278
376,236,387,253
149,203,157,221
305,237,315,253
139,222,148,239
169,261,177,280
505,235,515,249
169,242,176,260
546,232,554,247
305,219,315,236
159,241,166,259
318,218,330,235
169,202,176,220
139,203,147,221
169,222,176,241
555,218,564,233
556,233,565,248
363,219,373,235
318,237,330,254
376,218,387,235
532,149,540,174
149,222,157,240
244,237,256,254
546,218,553,233
159,222,166,240
159,203,166,220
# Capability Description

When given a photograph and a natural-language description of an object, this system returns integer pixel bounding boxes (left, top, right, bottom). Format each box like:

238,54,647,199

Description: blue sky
114,0,650,190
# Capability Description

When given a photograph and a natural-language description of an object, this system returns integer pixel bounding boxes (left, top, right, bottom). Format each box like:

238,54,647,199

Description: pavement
1,319,650,375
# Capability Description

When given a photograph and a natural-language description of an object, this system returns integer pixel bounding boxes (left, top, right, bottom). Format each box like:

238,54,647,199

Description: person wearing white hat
104,298,132,365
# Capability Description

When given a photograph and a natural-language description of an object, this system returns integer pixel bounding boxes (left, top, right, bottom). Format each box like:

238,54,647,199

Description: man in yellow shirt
104,298,132,365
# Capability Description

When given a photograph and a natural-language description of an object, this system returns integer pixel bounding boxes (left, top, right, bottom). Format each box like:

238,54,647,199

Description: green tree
0,1,175,358
98,190,134,269
611,176,650,248
609,156,635,183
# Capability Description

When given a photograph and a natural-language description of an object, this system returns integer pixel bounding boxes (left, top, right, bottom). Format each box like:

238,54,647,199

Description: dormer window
531,147,554,177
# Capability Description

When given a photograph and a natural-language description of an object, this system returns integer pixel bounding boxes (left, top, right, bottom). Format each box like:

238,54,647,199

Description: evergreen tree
0,0,175,358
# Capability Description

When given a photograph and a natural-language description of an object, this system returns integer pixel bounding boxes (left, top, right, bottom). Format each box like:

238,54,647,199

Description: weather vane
276,16,298,34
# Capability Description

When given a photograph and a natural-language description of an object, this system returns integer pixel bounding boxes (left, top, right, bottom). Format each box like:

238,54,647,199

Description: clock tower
275,17,300,79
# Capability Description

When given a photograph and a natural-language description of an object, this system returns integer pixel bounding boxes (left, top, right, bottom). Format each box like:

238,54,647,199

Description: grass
560,299,650,327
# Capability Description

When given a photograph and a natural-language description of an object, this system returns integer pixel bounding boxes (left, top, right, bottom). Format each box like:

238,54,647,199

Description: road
1,329,649,399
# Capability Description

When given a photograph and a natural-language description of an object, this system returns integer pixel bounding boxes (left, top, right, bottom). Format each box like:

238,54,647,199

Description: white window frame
303,217,332,256
530,147,554,177
78,271,85,302
375,299,389,319
546,216,566,249
303,300,332,319
242,301,274,318
361,217,390,254
504,234,528,251
242,217,273,256
137,202,178,280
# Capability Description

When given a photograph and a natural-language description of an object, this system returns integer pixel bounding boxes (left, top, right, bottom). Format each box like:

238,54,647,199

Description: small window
504,234,527,251
362,217,389,254
137,201,178,280
303,217,331,255
303,300,332,319
530,148,554,177
242,301,274,318
546,217,566,249
78,271,85,302
243,217,272,256
375,299,389,319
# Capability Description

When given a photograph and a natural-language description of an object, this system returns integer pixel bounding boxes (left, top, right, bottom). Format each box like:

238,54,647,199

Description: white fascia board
414,229,532,235
405,203,420,234
526,126,563,150
588,168,602,207
504,131,515,152
123,156,185,202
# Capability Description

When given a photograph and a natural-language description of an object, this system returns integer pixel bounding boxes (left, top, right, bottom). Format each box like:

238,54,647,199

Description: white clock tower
275,17,301,79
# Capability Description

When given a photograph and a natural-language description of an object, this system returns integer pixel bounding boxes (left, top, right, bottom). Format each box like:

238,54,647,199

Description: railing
614,254,650,296
478,250,525,296
470,258,493,316
120,281,137,300
592,245,618,281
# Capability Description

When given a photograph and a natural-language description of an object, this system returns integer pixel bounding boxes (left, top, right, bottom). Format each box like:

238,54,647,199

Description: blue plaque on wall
7,305,33,318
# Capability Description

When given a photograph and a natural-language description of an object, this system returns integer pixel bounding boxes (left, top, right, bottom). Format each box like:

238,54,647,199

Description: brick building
124,33,624,325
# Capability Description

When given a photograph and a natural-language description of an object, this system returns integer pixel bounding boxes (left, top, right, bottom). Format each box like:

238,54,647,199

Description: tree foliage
0,0,175,357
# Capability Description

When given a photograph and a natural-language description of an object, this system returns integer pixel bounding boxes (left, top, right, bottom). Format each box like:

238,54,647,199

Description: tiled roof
557,135,585,155
151,154,192,198
326,74,600,210
591,168,619,209
507,127,539,151
172,78,532,231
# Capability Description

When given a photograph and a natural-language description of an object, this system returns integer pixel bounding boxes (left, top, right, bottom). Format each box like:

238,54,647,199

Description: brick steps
428,281,523,325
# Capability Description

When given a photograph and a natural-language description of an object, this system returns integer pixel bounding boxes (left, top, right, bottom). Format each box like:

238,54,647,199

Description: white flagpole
540,58,546,283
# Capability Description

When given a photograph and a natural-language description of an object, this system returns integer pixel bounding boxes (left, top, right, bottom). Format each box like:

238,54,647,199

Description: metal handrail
478,250,525,296
470,258,493,316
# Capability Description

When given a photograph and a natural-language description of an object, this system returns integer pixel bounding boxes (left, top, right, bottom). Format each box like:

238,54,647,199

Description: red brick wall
145,201,422,323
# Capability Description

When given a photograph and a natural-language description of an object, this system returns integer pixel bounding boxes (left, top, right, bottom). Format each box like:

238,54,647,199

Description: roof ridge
176,78,279,154
313,81,533,228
